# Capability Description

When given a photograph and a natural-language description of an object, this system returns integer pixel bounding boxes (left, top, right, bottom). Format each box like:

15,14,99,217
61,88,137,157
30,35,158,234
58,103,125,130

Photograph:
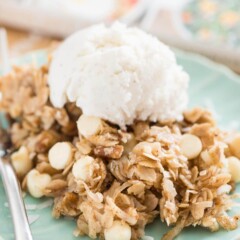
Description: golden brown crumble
1,65,240,240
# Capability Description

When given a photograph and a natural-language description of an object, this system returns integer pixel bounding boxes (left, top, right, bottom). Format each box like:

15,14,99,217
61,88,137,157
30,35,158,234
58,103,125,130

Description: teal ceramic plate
0,50,240,240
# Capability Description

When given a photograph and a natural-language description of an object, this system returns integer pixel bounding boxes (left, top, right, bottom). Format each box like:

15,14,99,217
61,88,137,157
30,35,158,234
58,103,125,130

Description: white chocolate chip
228,135,240,159
27,169,51,198
77,115,102,138
200,149,211,163
180,134,202,159
11,146,32,177
227,156,240,182
48,142,73,170
104,221,131,240
72,156,94,181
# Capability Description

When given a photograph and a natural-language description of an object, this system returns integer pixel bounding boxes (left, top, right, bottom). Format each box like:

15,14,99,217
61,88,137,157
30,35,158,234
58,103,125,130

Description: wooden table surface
6,27,56,57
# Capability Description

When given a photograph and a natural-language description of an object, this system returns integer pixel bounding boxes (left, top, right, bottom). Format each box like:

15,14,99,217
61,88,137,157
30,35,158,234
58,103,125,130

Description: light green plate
0,50,240,240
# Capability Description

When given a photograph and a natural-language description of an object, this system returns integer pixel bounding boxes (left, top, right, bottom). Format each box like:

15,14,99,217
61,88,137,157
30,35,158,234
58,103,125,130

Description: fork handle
0,155,33,240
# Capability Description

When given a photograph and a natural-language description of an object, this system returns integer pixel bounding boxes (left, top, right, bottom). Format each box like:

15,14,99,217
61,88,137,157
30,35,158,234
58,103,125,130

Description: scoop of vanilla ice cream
49,23,189,128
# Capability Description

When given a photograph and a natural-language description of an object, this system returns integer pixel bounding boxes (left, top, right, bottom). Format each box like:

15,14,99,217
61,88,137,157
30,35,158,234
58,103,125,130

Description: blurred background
0,0,240,72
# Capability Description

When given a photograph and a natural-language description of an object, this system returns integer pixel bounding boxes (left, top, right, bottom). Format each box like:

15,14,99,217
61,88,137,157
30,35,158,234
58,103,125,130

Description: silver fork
0,126,33,240
0,28,33,239
0,28,33,240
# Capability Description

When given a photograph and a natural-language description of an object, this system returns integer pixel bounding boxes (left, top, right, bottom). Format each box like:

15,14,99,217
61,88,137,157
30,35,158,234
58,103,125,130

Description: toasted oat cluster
1,65,240,240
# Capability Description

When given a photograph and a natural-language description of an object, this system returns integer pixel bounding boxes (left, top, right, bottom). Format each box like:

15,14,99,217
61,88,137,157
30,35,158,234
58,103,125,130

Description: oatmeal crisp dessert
0,23,240,240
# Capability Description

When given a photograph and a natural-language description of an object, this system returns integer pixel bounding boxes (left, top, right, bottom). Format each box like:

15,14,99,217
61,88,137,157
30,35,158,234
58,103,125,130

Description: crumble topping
1,65,240,240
